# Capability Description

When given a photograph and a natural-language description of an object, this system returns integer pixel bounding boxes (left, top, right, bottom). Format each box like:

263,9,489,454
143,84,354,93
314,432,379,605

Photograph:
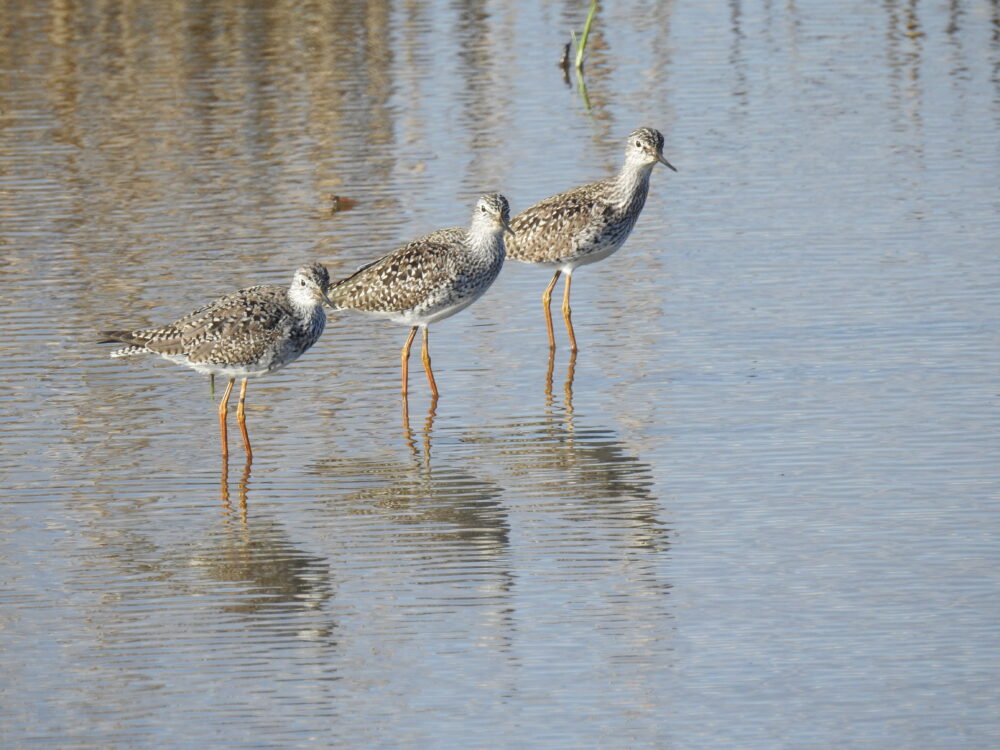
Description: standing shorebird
329,193,512,399
99,263,333,459
506,127,676,351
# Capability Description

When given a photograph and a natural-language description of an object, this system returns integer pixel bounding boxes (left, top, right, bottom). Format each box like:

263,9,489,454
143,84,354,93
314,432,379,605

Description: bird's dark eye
635,140,642,148
480,205,488,212
300,279,306,286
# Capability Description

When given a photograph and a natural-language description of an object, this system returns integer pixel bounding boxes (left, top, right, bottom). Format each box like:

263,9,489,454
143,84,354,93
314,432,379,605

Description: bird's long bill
658,153,678,172
320,291,336,308
500,215,516,237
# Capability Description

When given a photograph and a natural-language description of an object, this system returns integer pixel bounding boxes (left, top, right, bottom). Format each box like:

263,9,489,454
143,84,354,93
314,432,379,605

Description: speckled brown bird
99,263,332,459
329,193,512,399
505,127,676,351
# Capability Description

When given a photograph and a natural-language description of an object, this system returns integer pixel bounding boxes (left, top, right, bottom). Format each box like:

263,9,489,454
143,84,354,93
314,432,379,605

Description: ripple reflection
466,389,668,555
220,456,252,524
187,512,334,623
310,423,510,557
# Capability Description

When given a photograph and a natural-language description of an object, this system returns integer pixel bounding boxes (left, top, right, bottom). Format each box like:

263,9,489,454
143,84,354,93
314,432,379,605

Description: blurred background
1,0,999,747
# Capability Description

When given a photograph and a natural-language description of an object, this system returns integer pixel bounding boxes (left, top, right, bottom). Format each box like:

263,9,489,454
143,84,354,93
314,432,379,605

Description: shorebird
329,193,512,399
505,127,676,351
99,263,332,459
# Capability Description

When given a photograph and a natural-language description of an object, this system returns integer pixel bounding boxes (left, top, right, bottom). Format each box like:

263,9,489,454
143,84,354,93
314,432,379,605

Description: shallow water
2,0,999,747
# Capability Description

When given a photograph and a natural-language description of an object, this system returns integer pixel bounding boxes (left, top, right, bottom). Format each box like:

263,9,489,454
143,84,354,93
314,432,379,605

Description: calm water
2,0,999,747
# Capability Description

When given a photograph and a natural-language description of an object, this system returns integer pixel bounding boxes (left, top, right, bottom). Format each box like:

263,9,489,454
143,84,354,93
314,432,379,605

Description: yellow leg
421,326,438,398
544,345,556,402
423,394,438,465
542,270,561,350
236,378,252,459
565,349,577,411
238,456,251,522
562,272,578,353
401,392,416,452
401,326,418,397
218,378,235,459
220,452,230,510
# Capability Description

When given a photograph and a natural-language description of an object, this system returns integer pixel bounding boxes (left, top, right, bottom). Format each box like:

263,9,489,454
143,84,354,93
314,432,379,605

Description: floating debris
326,194,358,214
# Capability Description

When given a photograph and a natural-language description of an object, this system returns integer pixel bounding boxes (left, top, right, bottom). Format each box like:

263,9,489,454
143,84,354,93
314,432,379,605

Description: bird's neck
466,225,506,260
296,298,327,339
288,287,326,332
288,284,319,313
609,160,654,211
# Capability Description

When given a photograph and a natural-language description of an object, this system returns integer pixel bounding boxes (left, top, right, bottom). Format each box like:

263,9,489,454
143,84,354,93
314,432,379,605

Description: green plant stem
575,0,597,71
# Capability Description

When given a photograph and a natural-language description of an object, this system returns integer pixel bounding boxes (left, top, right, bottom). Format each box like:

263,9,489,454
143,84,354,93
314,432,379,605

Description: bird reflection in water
220,455,252,523
191,513,334,621
311,405,509,557
545,348,578,415
462,361,668,553
402,393,438,464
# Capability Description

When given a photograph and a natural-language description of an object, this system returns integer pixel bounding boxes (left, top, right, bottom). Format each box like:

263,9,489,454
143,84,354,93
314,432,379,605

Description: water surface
2,0,999,747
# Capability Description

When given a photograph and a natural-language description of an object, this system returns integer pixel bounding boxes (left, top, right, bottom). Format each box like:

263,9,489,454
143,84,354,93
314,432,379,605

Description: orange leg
220,452,230,510
421,326,438,398
562,272,578,353
544,345,556,402
236,378,252,459
401,326,418,397
401,392,416,451
542,270,561,350
565,349,578,410
218,377,235,459
422,394,438,465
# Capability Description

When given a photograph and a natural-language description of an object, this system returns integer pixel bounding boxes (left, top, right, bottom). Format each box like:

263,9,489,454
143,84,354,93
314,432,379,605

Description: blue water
1,0,999,747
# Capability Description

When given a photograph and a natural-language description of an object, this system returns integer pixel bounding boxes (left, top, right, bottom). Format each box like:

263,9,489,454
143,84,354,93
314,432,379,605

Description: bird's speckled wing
136,285,291,366
506,180,615,264
330,228,464,313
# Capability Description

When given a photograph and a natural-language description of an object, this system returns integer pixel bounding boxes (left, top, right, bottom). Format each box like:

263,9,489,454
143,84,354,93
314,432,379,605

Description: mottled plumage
330,193,512,397
331,227,491,323
99,263,333,458
505,127,676,351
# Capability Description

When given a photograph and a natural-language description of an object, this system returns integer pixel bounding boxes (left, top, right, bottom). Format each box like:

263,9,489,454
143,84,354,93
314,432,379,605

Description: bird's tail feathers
98,330,150,358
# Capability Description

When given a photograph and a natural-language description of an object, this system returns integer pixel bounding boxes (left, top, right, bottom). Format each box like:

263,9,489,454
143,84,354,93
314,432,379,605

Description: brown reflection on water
402,394,438,464
530,420,653,507
447,0,524,195
883,0,925,163
312,407,511,556
55,486,334,672
464,408,667,554
994,0,1000,95
193,526,333,619
220,455,252,524
544,348,578,415
312,448,510,555
728,0,748,113
553,0,613,122
0,0,401,312
0,0,412,466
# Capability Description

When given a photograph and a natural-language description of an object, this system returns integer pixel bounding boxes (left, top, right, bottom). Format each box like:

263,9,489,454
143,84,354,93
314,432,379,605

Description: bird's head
291,263,334,307
473,192,515,237
625,127,677,172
